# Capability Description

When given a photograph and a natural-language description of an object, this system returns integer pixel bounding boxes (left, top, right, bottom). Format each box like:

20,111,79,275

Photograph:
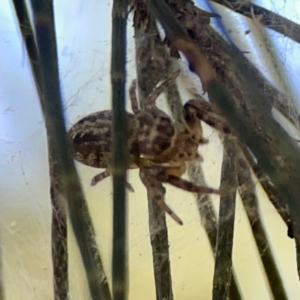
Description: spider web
1,0,300,299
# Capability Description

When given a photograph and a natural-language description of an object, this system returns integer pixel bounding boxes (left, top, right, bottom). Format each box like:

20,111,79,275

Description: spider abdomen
68,110,140,169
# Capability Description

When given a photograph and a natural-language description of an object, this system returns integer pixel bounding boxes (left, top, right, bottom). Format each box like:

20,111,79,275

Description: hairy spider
68,70,232,225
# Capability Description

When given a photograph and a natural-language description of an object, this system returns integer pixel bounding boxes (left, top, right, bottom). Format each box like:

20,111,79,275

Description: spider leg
145,70,180,109
91,169,134,192
140,168,183,225
161,175,222,195
129,79,139,114
129,79,157,127
91,169,110,186
185,99,232,134
129,79,154,122
129,79,151,119
146,165,222,195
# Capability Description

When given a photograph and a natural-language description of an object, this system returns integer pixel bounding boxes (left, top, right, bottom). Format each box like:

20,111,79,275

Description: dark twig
146,187,173,300
29,0,111,299
12,1,68,298
50,163,68,300
237,155,289,299
209,0,300,44
188,165,242,300
241,143,300,279
133,12,174,299
111,0,129,299
240,144,293,238
212,138,237,300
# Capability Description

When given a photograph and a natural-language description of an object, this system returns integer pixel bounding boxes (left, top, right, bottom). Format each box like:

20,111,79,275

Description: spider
68,70,232,225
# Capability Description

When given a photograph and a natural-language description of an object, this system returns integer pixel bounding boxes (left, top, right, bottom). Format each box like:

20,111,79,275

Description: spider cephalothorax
68,70,232,224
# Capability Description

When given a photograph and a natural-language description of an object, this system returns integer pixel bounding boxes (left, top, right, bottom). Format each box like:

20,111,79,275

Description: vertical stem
188,165,242,300
240,144,293,238
146,188,173,300
213,138,237,300
111,0,128,299
133,9,174,298
237,157,289,299
29,1,111,299
12,1,68,298
50,162,68,300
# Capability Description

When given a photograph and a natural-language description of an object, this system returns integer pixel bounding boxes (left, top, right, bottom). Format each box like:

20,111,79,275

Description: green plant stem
49,164,68,300
29,1,111,299
187,165,242,300
146,187,173,300
237,156,289,300
12,1,68,299
240,144,293,238
111,0,128,299
212,138,237,300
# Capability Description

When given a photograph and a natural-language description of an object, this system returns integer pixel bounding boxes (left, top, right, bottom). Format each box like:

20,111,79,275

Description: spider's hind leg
90,169,111,186
149,165,222,195
91,169,135,192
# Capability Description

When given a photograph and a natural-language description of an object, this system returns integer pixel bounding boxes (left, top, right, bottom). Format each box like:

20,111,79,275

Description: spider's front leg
140,168,184,225
184,99,233,135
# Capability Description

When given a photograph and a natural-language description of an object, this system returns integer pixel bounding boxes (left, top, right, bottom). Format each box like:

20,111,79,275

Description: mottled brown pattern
68,110,140,169
68,71,232,224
